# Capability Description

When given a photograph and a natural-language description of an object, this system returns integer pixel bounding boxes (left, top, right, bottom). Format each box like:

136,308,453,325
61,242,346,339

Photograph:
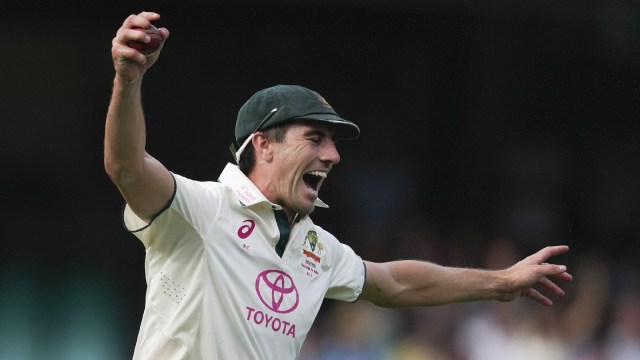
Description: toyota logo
255,270,299,314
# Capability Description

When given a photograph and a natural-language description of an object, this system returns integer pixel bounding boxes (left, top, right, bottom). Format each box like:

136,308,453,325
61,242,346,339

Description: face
264,122,341,218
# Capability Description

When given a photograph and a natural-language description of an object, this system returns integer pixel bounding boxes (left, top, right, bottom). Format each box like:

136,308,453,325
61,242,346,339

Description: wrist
492,269,518,302
114,73,144,88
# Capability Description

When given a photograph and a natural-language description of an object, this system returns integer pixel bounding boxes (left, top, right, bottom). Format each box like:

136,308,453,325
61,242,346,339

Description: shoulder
173,173,234,203
305,222,356,257
301,222,336,243
168,173,245,224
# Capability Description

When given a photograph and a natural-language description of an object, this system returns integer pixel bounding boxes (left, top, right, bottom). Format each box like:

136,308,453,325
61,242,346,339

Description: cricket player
105,11,573,359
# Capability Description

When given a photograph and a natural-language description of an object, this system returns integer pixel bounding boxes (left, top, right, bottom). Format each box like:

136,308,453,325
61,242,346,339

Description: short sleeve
321,232,366,302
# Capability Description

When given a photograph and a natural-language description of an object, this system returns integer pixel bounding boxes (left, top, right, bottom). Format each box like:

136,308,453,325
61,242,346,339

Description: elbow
369,298,404,309
368,295,419,310
361,261,413,309
361,283,411,309
370,289,420,309
104,155,140,186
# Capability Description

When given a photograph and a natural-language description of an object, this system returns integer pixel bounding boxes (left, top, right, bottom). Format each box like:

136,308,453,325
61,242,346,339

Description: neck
248,170,297,224
288,212,301,224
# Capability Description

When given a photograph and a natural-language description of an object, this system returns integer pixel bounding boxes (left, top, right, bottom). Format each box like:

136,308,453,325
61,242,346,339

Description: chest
203,210,331,317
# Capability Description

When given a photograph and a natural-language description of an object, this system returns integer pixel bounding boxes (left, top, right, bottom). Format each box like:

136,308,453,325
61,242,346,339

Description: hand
499,245,573,306
111,11,170,84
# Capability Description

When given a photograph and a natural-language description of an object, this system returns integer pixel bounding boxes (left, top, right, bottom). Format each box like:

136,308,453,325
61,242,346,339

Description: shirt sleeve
122,173,223,249
318,227,366,302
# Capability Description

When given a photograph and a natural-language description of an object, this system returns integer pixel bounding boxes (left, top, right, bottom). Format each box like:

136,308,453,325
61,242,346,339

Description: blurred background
1,0,639,359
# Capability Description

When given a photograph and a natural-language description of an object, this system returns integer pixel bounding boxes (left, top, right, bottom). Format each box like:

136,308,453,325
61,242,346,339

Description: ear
251,132,274,162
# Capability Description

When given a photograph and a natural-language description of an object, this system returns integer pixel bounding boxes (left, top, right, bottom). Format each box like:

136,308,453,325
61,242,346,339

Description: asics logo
237,220,255,239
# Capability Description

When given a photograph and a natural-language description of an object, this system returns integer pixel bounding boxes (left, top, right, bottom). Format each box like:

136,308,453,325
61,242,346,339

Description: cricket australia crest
301,230,324,278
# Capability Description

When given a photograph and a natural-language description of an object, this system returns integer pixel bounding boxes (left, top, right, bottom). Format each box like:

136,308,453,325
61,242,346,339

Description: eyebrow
303,123,337,136
303,129,327,137
303,129,339,142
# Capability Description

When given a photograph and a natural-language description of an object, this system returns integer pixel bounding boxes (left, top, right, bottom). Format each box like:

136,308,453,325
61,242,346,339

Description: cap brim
294,114,360,140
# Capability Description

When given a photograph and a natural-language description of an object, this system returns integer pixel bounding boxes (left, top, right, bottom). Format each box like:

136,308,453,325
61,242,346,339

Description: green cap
235,85,360,145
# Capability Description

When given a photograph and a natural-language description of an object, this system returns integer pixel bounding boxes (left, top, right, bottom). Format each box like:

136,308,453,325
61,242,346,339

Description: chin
295,202,315,217
298,207,315,217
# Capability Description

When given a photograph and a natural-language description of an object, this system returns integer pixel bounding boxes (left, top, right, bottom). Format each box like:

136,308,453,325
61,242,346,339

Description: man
105,11,573,359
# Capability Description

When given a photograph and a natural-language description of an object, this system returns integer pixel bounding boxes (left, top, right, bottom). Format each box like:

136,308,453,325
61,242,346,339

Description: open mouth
303,171,327,192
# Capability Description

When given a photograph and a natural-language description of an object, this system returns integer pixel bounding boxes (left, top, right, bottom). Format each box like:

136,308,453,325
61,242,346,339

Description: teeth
308,171,327,178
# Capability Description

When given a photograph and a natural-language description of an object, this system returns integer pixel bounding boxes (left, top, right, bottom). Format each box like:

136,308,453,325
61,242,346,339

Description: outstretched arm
104,11,174,222
360,245,572,308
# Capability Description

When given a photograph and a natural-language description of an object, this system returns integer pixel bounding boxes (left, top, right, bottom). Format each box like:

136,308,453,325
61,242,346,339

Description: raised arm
360,245,572,308
104,11,174,222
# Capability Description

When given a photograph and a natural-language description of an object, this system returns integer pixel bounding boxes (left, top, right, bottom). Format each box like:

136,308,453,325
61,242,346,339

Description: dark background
1,1,638,358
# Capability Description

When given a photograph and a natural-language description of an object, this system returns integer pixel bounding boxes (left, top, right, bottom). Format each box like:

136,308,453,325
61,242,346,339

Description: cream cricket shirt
123,163,366,360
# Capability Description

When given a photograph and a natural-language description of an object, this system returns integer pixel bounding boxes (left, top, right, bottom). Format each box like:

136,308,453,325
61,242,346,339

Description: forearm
363,260,509,308
104,12,175,221
362,246,572,308
105,10,168,179
104,75,148,183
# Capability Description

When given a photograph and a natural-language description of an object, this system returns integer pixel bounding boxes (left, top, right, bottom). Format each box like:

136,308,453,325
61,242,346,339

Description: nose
321,139,341,165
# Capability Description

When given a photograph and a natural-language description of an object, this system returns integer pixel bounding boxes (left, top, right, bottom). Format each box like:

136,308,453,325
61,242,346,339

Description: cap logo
317,95,333,110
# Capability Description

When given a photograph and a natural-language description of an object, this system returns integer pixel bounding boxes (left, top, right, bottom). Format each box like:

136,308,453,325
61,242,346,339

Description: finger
122,12,161,31
538,276,565,297
530,245,570,264
554,271,573,282
157,27,170,41
524,288,553,307
547,268,573,282
137,11,161,21
122,14,148,30
539,263,573,284
112,45,147,65
123,28,154,45
115,19,152,47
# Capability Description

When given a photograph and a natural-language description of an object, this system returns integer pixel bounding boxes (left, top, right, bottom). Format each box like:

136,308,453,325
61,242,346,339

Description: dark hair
238,122,289,175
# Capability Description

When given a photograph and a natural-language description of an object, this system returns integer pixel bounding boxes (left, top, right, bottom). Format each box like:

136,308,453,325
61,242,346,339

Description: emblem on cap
317,95,333,110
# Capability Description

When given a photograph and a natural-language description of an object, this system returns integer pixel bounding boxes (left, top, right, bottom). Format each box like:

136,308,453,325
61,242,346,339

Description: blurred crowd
299,238,640,360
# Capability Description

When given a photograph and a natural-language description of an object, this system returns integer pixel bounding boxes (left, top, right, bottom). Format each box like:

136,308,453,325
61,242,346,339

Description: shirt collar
218,163,329,209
